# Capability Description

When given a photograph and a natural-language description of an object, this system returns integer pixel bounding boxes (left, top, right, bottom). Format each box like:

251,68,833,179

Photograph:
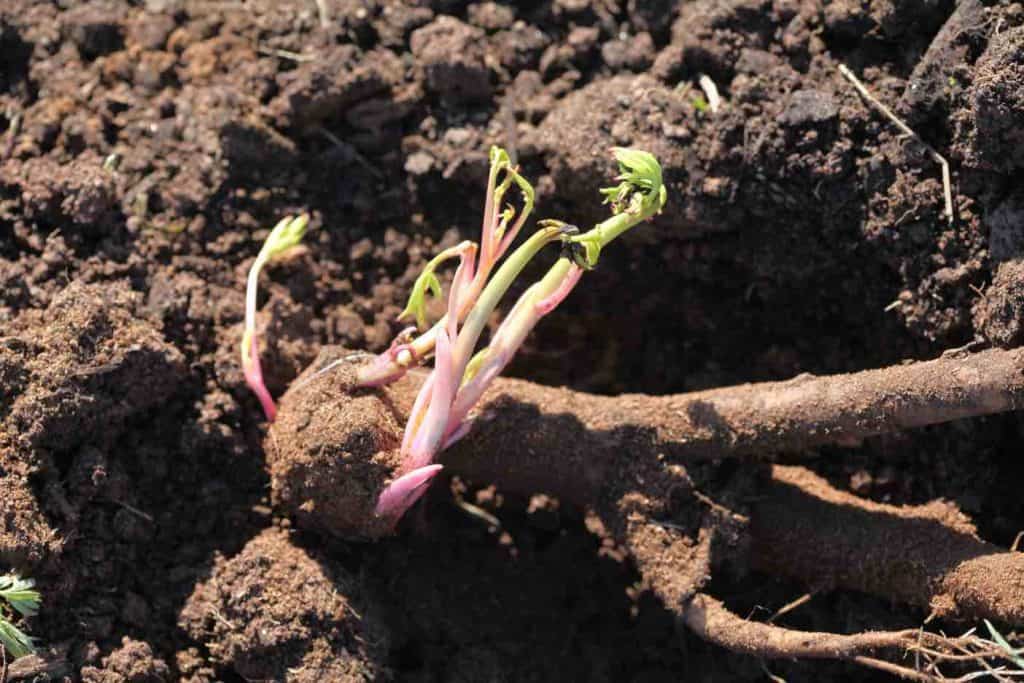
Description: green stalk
450,223,567,371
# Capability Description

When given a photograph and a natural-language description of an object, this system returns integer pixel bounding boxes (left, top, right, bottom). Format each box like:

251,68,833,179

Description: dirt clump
411,16,492,104
0,281,185,570
80,637,172,683
266,351,408,539
179,527,388,682
974,259,1024,348
968,25,1024,172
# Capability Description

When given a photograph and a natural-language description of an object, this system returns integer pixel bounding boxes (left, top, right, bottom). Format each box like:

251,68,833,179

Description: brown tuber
268,345,1024,628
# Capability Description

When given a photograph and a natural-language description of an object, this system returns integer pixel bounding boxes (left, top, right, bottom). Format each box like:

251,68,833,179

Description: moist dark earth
1,0,1024,681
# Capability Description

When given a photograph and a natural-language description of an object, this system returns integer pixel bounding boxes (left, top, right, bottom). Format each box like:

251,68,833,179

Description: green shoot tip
260,213,310,262
600,148,667,216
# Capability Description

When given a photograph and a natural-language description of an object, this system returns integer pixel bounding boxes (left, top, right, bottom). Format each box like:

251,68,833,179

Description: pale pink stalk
400,373,434,460
380,243,479,513
240,214,309,420
400,245,475,470
372,147,666,527
406,328,456,470
356,150,533,388
244,334,277,422
445,265,583,441
536,265,583,314
374,464,444,523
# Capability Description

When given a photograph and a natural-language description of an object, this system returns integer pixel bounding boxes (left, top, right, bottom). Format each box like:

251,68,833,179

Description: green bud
599,148,667,216
260,213,310,262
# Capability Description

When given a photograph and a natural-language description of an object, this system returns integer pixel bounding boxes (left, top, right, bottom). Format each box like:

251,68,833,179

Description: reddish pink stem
244,335,277,422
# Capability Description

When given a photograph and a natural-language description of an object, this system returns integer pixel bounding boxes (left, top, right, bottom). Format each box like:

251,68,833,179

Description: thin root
683,593,1024,681
838,63,954,226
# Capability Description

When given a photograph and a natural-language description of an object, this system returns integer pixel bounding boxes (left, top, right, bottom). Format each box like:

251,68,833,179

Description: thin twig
850,655,936,682
4,112,21,160
453,497,502,529
760,662,787,683
317,127,382,179
111,500,154,524
256,45,316,62
838,64,954,226
315,0,330,29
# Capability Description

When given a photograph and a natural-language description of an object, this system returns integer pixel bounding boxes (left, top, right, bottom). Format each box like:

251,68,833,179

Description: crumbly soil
2,0,1024,680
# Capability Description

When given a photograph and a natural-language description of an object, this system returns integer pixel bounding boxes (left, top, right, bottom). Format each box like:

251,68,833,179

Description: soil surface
2,0,1024,681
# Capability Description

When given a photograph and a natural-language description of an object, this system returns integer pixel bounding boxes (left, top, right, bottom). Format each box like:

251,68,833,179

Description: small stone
404,151,434,176
777,89,839,127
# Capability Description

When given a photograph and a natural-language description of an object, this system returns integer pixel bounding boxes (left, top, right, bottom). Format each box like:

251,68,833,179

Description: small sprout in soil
373,146,667,527
241,213,310,422
0,573,40,659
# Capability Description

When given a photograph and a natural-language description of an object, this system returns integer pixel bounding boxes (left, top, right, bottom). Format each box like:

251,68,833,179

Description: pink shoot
356,147,535,388
241,214,310,421
374,464,444,525
243,333,277,422
374,147,668,526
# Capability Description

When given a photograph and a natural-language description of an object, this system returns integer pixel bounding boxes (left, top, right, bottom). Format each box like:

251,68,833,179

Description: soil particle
268,44,402,130
670,0,778,81
125,12,177,52
179,527,387,682
987,188,1024,265
1,281,185,469
80,637,171,683
968,25,1024,172
467,2,516,32
0,280,184,578
0,475,53,569
974,259,1024,348
2,153,119,235
628,0,680,38
601,31,656,72
411,16,492,104
777,89,839,128
61,3,126,61
539,24,599,77
491,21,551,73
899,0,987,126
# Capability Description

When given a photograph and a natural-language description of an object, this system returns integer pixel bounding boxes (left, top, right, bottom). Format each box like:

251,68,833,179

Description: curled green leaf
399,271,443,331
599,148,667,216
398,241,475,331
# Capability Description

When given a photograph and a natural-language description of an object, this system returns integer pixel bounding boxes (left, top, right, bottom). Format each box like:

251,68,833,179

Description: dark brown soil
2,0,1024,680
179,527,387,682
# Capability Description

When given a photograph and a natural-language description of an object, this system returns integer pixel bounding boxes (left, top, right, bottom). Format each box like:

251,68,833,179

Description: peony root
681,593,1020,681
752,465,1024,626
269,345,1024,624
